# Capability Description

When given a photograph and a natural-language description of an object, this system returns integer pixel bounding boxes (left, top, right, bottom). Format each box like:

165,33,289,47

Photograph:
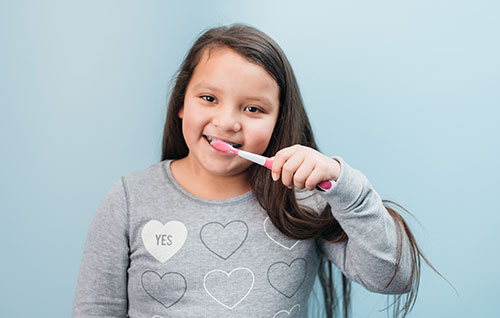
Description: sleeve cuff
316,155,369,213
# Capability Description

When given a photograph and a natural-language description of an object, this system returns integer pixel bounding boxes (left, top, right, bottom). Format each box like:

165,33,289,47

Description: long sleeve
72,178,130,317
315,156,412,294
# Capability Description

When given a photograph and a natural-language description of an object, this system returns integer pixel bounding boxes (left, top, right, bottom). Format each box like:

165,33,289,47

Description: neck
170,158,252,200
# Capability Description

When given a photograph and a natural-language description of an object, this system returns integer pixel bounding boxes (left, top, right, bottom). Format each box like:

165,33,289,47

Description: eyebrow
245,96,274,109
192,83,221,92
192,82,276,109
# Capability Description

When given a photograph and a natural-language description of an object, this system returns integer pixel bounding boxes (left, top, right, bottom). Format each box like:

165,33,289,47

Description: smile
204,135,242,149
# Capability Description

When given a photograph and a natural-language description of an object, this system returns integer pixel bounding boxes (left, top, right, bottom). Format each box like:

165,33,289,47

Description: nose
212,105,241,132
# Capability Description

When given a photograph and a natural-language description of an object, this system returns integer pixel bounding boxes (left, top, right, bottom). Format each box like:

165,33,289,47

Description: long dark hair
161,23,439,317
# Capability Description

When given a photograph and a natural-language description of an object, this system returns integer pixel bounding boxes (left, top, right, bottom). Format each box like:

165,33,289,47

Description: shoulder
98,160,168,204
121,160,170,190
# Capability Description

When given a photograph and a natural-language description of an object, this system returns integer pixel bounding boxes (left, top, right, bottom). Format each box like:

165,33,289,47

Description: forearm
317,156,412,294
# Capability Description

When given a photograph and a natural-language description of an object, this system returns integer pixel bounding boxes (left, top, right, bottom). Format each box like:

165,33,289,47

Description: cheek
181,105,206,138
247,120,277,152
180,116,199,147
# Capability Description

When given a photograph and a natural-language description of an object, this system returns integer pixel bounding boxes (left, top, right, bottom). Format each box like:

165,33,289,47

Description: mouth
203,135,242,149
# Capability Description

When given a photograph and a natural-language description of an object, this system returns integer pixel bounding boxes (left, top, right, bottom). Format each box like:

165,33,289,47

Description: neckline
161,159,255,206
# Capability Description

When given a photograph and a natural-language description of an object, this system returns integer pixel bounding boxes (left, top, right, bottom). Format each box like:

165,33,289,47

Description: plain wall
1,0,498,317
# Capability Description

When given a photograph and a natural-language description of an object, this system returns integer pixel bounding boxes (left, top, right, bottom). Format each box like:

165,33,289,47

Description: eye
244,106,263,113
200,95,216,103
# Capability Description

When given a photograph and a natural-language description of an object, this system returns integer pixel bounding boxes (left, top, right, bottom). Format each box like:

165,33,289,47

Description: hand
271,145,341,190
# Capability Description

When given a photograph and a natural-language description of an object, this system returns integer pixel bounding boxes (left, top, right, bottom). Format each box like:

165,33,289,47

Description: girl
73,24,432,318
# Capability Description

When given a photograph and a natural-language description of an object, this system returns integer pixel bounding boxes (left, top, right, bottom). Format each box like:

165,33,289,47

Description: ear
178,106,184,119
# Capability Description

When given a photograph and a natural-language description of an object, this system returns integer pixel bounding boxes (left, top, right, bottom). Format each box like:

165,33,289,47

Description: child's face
179,46,280,178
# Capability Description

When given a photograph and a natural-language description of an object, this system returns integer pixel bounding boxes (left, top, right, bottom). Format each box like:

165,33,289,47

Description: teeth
205,135,241,148
205,135,215,143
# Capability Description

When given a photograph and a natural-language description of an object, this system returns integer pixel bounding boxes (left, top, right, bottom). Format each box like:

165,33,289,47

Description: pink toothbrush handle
264,158,334,191
263,158,273,169
316,180,334,192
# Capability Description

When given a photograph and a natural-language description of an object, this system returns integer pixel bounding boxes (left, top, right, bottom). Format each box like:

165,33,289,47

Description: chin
207,160,251,177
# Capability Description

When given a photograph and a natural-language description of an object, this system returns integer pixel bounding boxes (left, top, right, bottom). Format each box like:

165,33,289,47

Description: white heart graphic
203,267,255,309
141,220,187,263
263,217,300,250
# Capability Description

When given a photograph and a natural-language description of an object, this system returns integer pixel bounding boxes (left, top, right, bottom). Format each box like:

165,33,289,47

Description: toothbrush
210,139,334,192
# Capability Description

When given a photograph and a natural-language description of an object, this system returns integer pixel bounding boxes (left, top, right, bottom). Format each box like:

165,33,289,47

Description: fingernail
272,173,278,181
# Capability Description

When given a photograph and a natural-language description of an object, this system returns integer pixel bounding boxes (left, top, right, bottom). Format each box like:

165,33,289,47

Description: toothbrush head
210,139,239,155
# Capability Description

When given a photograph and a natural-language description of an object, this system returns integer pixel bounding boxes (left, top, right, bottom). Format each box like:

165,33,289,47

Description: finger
281,152,305,189
271,146,298,181
305,167,328,191
292,159,315,189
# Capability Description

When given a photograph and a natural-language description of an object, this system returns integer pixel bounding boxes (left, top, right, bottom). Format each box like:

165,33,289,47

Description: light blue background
1,0,498,317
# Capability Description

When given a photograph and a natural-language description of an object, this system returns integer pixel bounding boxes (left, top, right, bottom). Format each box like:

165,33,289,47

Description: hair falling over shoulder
161,23,445,318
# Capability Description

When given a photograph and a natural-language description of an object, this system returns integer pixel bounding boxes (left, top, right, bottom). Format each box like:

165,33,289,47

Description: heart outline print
203,267,255,309
273,304,301,318
200,220,248,260
141,270,187,310
263,217,300,250
267,258,307,298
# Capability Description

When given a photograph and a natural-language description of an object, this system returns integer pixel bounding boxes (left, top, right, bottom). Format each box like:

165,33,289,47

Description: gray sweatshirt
72,156,411,318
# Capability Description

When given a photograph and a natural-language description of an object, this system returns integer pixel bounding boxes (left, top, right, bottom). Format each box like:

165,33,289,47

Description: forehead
189,46,280,104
